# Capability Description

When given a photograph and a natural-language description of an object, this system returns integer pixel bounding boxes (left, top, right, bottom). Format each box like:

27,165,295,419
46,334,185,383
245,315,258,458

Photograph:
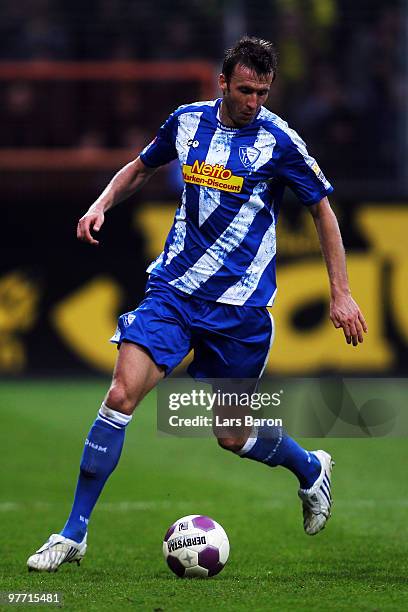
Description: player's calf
60,403,132,543
218,422,334,535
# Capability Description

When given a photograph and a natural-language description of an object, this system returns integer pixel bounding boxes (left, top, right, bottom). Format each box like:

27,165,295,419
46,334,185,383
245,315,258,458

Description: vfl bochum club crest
239,146,261,168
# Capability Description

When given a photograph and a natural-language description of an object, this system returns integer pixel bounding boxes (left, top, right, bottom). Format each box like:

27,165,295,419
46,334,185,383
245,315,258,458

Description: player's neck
219,100,238,128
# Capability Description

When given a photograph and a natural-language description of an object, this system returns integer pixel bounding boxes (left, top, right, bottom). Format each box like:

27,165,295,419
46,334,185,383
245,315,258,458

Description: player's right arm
77,156,158,245
78,107,179,245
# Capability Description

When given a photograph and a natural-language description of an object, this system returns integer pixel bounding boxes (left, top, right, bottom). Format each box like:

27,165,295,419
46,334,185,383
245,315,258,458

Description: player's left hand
330,293,368,346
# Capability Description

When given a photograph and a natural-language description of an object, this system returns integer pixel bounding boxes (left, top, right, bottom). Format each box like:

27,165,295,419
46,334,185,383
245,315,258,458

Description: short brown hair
222,36,278,83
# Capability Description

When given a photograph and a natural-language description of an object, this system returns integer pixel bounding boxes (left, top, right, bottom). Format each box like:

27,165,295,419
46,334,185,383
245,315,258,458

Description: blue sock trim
98,402,132,428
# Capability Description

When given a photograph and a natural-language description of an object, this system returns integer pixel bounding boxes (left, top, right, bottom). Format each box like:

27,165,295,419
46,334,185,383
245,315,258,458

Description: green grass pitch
1,381,408,611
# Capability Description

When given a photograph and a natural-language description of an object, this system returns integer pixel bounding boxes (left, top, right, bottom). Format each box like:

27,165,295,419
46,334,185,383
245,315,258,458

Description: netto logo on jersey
182,160,244,193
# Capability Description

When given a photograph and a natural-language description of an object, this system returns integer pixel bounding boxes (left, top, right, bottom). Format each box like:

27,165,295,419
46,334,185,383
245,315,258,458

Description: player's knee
217,436,244,453
105,382,137,415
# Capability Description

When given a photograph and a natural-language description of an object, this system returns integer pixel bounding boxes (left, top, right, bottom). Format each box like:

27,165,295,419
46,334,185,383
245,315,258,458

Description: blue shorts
111,276,274,378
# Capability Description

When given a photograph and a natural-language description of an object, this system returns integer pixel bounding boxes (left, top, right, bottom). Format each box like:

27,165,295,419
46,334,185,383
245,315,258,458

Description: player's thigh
112,281,192,376
108,282,193,414
190,306,274,380
106,341,165,414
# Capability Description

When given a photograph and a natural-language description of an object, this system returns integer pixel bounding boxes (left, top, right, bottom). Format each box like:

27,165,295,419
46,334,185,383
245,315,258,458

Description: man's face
219,64,273,128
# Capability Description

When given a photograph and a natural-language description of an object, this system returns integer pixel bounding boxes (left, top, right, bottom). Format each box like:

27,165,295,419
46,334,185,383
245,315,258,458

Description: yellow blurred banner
2,203,407,375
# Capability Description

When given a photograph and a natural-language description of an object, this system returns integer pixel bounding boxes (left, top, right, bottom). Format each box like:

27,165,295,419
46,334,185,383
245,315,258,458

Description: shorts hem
112,335,171,376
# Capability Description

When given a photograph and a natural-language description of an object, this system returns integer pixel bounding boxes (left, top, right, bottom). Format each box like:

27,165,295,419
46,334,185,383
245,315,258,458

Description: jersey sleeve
276,132,333,205
140,110,179,168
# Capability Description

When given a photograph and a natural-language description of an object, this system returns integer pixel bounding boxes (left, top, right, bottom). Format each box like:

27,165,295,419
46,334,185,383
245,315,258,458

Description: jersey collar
215,98,261,131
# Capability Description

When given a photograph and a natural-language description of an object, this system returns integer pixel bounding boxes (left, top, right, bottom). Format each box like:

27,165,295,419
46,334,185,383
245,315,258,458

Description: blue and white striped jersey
140,98,333,307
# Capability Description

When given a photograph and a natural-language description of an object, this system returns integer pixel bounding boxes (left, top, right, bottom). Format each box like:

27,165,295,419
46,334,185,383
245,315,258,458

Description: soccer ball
163,514,230,578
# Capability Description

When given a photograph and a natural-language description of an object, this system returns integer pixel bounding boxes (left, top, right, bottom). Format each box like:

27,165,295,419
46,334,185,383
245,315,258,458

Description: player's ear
219,73,228,95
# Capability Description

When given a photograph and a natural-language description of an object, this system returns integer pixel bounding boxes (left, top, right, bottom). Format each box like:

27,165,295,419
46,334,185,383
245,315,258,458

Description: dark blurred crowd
0,0,407,186
0,0,224,61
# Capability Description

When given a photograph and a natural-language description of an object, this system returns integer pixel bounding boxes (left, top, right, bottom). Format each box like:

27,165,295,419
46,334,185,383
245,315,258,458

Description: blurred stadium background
1,0,407,378
1,4,408,608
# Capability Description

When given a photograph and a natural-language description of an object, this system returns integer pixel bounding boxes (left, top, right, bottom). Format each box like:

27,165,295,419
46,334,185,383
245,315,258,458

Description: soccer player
27,36,367,571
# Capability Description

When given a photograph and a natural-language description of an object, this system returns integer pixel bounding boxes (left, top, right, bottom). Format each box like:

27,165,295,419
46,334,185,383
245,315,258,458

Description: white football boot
27,533,87,572
298,450,334,536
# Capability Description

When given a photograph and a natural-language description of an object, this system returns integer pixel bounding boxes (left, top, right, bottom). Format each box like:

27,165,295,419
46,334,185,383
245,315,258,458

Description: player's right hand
77,210,105,245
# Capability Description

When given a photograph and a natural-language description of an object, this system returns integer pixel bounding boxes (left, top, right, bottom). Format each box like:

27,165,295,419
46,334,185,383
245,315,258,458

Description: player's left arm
308,197,368,346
